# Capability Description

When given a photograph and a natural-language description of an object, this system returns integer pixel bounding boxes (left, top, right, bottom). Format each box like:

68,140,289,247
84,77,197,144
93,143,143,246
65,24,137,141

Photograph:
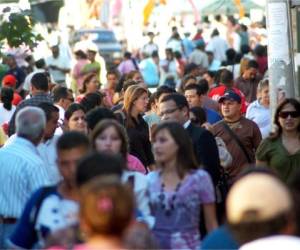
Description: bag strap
221,121,252,163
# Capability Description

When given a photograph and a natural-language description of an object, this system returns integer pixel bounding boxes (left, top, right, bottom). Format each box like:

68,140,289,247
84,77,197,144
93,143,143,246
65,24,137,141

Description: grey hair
16,106,46,141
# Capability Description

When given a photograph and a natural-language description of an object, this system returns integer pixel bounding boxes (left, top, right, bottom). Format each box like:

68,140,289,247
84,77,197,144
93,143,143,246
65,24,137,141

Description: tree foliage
0,8,43,50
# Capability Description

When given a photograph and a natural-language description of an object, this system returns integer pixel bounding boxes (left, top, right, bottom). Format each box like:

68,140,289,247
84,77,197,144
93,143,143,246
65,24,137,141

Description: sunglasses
279,111,300,119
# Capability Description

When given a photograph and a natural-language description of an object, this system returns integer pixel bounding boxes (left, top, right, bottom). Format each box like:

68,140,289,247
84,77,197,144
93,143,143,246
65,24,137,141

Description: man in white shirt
0,107,50,248
206,29,228,62
37,103,61,184
52,86,74,135
46,45,71,86
188,40,209,70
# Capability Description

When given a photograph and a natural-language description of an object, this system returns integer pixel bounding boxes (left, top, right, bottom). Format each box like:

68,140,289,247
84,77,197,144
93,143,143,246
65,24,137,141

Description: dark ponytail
0,87,14,111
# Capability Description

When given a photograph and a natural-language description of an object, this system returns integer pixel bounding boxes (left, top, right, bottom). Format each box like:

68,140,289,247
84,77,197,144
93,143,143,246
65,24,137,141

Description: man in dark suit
159,93,220,185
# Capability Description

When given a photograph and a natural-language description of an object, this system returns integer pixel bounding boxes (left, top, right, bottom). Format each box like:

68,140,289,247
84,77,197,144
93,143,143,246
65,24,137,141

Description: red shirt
12,92,22,106
208,85,247,113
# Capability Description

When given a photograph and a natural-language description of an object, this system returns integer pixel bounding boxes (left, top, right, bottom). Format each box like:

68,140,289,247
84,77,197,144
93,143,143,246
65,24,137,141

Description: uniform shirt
0,137,50,218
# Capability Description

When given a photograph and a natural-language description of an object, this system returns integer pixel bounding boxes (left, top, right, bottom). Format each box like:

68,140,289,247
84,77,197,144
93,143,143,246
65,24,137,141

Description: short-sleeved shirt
147,169,215,249
213,117,262,181
256,137,300,182
9,186,79,249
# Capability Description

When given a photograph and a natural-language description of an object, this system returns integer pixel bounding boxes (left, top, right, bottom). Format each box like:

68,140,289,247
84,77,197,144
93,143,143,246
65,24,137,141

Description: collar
183,120,191,129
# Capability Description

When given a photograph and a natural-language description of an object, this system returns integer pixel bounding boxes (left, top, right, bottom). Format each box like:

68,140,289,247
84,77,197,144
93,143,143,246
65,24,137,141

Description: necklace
158,172,183,216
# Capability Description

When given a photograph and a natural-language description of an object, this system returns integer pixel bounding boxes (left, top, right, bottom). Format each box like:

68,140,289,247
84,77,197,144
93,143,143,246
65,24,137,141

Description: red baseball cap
2,74,17,88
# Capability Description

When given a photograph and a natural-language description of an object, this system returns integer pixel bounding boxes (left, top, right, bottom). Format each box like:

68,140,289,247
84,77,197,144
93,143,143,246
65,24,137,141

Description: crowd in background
1,14,300,250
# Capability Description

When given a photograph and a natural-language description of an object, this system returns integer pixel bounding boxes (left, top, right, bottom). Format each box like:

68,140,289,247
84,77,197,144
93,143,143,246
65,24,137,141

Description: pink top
72,59,89,89
117,59,137,75
127,154,147,174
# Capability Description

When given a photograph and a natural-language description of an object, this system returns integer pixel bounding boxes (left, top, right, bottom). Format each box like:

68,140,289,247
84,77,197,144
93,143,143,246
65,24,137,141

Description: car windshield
78,31,117,43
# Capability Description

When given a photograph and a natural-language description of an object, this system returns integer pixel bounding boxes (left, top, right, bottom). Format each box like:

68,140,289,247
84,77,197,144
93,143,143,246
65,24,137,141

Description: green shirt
256,137,300,182
82,61,101,80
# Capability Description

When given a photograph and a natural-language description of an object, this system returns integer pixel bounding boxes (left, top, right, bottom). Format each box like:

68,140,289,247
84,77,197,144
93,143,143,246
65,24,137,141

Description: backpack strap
221,121,252,163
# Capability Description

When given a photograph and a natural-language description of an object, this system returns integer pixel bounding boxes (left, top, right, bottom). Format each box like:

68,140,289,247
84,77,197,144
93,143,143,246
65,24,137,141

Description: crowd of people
1,14,300,250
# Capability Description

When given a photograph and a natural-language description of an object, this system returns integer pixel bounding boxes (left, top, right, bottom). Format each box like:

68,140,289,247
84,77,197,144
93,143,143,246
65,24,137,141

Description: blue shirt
9,186,78,249
0,137,50,218
139,58,159,86
201,224,239,250
205,107,222,124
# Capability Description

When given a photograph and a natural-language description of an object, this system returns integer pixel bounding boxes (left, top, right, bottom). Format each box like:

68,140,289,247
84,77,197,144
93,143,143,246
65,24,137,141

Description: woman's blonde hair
79,176,134,237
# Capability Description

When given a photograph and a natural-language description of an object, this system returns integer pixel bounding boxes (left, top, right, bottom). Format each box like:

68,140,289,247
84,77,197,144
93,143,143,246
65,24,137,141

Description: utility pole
266,0,296,121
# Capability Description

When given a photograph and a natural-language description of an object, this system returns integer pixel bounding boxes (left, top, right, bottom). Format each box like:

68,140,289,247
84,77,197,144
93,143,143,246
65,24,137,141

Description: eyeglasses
160,107,179,117
278,111,300,119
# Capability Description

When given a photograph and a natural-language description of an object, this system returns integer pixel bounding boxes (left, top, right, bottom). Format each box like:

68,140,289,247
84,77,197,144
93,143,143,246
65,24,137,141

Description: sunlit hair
91,119,129,161
123,85,148,128
79,176,134,237
152,122,198,178
80,73,98,94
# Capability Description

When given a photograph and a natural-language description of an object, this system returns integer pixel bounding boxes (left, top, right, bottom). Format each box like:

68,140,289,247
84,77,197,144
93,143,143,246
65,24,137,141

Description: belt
0,216,17,224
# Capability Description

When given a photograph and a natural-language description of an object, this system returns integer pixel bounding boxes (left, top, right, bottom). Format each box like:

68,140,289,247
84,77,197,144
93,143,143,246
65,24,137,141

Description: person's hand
202,122,213,132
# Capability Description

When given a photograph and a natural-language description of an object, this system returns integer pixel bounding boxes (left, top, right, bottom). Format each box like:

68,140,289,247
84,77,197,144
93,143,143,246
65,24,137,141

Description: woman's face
95,126,122,155
68,110,87,134
133,92,149,114
86,76,99,93
153,128,178,164
278,103,300,132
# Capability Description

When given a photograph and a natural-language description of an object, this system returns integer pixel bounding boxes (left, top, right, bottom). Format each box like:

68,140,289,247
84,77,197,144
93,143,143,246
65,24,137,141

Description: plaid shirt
8,93,53,136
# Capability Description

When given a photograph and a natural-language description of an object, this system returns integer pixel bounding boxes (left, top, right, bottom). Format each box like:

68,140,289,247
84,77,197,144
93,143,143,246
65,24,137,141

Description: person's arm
197,130,221,185
203,203,218,232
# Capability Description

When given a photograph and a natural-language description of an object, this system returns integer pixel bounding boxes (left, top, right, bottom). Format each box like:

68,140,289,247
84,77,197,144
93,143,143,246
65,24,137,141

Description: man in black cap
212,90,262,184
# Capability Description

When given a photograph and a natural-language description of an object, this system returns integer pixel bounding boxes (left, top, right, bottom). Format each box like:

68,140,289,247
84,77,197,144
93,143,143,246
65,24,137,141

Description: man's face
87,51,96,61
44,111,59,140
159,100,187,124
57,146,88,186
221,100,241,119
244,67,257,80
51,46,59,58
184,89,202,108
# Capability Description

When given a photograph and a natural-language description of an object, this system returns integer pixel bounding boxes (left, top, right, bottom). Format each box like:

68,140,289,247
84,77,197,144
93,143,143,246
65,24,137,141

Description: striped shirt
0,136,51,218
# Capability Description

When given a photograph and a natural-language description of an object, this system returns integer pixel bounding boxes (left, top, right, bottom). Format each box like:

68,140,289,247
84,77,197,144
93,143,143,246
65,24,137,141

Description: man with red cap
2,75,22,106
